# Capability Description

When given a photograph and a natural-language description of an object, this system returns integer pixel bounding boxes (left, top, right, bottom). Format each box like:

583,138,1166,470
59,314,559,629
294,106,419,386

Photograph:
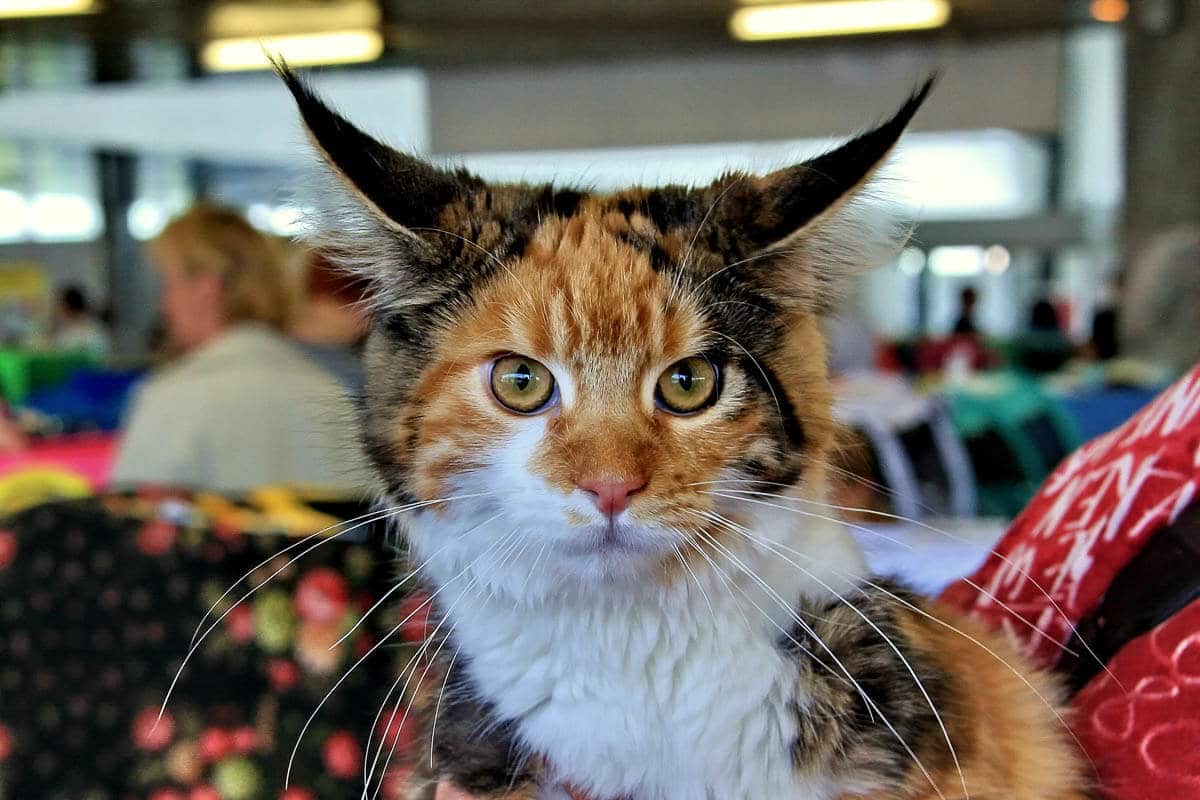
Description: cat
279,66,1088,800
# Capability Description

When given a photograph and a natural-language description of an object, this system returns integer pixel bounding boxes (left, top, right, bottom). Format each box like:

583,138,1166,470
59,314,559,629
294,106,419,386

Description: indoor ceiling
3,0,1102,70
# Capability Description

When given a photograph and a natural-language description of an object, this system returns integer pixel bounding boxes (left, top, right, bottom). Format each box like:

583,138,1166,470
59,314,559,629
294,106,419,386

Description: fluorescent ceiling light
207,0,380,38
0,0,96,18
730,0,951,41
201,29,384,72
928,246,983,277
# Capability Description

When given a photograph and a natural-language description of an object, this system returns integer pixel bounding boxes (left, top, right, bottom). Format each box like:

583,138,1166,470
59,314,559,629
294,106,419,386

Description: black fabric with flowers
0,494,431,800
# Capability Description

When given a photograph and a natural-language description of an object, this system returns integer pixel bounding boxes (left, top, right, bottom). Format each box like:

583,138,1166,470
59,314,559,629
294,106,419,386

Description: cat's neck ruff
408,504,866,800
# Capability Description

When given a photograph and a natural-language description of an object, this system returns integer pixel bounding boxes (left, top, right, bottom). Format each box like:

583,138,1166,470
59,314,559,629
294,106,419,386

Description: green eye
490,355,556,414
656,356,719,415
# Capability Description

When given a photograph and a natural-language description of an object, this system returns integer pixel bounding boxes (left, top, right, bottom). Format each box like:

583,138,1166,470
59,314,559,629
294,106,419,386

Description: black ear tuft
752,74,937,249
275,60,464,231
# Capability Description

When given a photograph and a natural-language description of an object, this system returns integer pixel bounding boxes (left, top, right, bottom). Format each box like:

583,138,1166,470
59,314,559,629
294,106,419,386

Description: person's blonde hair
150,204,294,330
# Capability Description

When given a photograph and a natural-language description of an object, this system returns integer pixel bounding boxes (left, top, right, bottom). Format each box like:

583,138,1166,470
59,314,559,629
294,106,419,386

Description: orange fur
400,210,782,573
848,603,1089,800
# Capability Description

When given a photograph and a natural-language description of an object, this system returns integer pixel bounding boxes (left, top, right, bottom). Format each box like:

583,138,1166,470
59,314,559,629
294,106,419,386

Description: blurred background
3,0,1196,523
0,2,1198,795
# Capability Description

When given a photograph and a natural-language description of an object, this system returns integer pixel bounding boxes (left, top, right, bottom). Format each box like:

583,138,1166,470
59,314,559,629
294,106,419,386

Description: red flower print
231,726,258,754
355,631,377,659
380,766,413,800
397,592,433,643
132,708,175,751
294,568,350,625
137,519,178,556
199,728,233,762
149,789,187,800
0,530,16,570
225,603,255,644
267,658,300,691
376,711,416,757
213,517,242,542
188,786,222,800
0,723,12,761
322,730,362,779
296,622,343,676
280,788,316,800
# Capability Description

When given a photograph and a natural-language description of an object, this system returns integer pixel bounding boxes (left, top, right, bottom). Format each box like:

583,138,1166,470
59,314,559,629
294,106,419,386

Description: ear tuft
276,61,465,232
723,76,936,314
753,74,936,249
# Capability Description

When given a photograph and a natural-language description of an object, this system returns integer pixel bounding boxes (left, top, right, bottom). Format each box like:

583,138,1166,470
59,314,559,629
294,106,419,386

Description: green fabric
947,371,1082,517
0,348,98,404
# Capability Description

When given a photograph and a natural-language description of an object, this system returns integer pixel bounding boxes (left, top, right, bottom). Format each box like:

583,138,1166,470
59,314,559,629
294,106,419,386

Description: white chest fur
418,523,864,799
449,588,834,800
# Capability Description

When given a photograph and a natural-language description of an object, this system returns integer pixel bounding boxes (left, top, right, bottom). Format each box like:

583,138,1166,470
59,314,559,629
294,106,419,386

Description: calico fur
279,66,1088,800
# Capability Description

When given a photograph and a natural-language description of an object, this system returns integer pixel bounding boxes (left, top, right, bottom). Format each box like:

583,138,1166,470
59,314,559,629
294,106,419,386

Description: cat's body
278,66,1089,800
414,513,1083,800
416,509,858,800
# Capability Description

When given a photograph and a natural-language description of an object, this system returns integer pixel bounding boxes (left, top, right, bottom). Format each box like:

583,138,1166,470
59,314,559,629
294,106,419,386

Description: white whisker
704,508,969,799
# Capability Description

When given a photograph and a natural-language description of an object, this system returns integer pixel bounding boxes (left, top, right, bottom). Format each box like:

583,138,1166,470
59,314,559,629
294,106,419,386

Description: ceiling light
0,0,97,18
207,0,380,38
928,246,982,277
982,245,1010,275
1089,0,1128,23
730,0,951,41
201,29,384,72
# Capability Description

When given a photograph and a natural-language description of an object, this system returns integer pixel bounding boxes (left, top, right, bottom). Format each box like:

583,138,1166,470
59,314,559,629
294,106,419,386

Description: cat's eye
656,356,719,415
490,355,557,414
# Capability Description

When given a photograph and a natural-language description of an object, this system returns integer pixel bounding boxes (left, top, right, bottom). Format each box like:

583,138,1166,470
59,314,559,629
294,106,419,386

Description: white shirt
111,323,374,495
53,318,110,356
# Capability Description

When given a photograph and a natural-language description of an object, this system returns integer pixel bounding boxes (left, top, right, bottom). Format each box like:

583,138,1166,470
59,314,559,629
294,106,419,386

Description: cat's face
282,68,930,595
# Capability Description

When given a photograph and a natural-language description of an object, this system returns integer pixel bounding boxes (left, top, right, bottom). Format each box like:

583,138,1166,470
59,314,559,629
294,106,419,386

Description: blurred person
1090,281,1120,361
951,285,979,335
1016,297,1073,373
111,205,372,495
52,284,110,355
1122,225,1200,375
290,250,370,393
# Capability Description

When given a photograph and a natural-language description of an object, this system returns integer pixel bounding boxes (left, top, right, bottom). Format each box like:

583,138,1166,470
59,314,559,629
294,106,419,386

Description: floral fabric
0,491,429,800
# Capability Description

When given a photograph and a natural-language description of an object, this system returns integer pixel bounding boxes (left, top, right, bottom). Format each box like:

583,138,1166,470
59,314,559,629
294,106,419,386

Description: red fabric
941,365,1200,799
1072,598,1200,799
0,433,117,489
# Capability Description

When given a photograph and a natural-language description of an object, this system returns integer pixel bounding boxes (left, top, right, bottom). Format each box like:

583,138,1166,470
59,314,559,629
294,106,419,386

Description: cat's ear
276,62,464,238
723,77,935,312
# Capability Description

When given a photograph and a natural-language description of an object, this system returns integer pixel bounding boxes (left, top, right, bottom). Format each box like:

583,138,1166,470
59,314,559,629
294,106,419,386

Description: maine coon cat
279,67,1087,800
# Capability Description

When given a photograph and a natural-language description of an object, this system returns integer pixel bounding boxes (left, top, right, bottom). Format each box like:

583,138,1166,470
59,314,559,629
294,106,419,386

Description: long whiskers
287,520,512,789
682,519,946,800
362,527,520,797
700,485,1088,661
160,496,486,723
333,510,506,650
700,508,969,799
710,514,1099,781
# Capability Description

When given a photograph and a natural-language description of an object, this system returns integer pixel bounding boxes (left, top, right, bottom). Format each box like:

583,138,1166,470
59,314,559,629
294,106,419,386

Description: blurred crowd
1,205,1198,508
0,204,375,497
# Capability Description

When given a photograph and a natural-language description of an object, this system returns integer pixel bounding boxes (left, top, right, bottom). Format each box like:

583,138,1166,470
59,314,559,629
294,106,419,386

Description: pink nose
576,475,646,516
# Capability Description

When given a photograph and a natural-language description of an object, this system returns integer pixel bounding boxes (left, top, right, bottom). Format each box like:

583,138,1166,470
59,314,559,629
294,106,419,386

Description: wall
428,34,1062,154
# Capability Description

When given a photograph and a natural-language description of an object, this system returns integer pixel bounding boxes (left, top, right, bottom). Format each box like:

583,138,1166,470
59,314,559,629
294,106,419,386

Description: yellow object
207,0,379,38
201,29,384,72
0,468,91,516
0,0,96,18
730,0,951,41
248,486,342,536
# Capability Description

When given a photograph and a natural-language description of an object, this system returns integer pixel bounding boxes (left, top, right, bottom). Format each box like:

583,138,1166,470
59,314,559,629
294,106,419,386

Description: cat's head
282,68,931,598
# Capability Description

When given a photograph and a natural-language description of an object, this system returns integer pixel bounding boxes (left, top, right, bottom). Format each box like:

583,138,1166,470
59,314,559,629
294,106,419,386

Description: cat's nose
576,474,647,516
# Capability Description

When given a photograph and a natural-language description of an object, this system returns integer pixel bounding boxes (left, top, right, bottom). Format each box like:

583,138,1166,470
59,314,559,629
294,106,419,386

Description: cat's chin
552,522,675,584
